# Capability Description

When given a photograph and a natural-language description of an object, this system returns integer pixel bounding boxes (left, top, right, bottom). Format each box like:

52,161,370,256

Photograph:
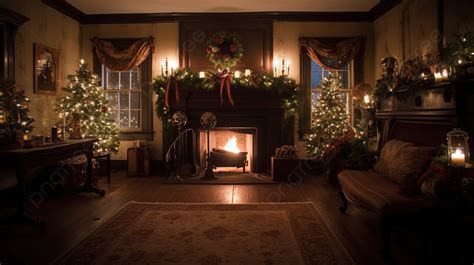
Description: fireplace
165,86,287,174
198,129,254,173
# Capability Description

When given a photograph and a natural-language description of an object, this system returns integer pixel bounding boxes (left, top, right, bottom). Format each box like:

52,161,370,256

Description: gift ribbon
165,77,179,108
219,73,234,106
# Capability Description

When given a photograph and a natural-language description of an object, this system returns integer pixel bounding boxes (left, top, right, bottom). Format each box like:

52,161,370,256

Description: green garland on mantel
153,68,299,124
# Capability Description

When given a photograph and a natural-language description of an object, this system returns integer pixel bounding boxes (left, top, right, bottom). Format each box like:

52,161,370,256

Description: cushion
373,139,436,193
338,170,435,216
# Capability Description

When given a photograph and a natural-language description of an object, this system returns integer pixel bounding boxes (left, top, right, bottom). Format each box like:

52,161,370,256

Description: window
310,60,353,124
299,41,363,139
102,67,142,130
93,38,154,141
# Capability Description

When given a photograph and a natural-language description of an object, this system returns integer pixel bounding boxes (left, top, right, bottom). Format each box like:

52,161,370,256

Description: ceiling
66,0,380,14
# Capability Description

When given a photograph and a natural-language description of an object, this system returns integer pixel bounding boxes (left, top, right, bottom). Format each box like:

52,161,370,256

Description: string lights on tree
305,73,354,159
0,81,34,145
55,59,119,154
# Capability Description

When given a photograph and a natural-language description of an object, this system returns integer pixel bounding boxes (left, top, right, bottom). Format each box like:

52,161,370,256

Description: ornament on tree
100,105,108,113
0,81,34,145
305,73,351,159
55,59,119,154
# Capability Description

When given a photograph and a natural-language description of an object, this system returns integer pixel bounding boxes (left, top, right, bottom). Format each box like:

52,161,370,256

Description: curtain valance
299,37,365,70
91,36,154,71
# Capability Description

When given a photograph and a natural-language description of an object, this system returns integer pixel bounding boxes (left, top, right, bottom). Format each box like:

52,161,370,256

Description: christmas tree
0,81,34,144
55,60,119,154
305,73,351,159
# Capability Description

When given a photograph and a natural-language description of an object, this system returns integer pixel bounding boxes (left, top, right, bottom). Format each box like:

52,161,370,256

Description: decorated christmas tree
55,60,119,154
0,81,34,144
305,73,351,159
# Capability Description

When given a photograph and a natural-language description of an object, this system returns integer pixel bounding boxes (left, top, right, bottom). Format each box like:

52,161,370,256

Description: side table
127,146,150,177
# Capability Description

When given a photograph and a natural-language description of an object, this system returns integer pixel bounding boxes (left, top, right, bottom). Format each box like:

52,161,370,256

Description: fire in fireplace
198,130,254,173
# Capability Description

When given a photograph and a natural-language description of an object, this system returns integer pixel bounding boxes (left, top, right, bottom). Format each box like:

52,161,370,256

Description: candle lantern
447,128,471,167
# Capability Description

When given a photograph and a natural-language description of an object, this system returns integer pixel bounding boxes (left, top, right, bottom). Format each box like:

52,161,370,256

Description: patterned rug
55,202,354,265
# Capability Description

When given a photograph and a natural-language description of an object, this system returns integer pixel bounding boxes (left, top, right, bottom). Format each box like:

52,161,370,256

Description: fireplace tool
167,111,188,181
200,112,217,180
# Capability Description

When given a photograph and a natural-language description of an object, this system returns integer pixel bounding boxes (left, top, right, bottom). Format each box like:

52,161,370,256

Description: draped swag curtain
91,36,155,71
299,37,365,70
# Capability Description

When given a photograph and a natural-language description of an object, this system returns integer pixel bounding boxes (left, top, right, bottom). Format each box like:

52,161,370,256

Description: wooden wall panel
179,21,273,73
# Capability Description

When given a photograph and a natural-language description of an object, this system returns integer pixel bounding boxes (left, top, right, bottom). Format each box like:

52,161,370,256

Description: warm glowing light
224,136,240,153
234,71,241,78
451,148,465,167
363,94,370,104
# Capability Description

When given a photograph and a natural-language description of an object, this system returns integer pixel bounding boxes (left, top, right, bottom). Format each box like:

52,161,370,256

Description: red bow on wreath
216,68,234,106
164,76,179,108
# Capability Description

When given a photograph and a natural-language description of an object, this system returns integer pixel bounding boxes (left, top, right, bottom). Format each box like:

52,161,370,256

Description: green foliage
153,69,299,124
338,137,372,169
55,61,119,154
444,32,474,66
0,81,34,143
305,73,351,159
207,31,244,68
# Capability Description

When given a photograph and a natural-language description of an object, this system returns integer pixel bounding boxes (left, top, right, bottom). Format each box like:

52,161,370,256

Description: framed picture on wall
34,43,59,95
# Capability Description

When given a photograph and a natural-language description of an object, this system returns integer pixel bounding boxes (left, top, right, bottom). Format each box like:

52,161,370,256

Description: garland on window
153,69,298,125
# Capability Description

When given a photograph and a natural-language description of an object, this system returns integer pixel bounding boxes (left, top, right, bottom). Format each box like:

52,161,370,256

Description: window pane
108,110,118,122
120,72,130,90
106,92,118,107
119,92,129,110
131,69,140,89
107,71,119,89
119,110,129,128
130,92,140,109
130,110,141,129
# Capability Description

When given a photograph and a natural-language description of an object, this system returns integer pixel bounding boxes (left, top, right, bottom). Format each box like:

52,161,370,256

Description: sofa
337,120,454,258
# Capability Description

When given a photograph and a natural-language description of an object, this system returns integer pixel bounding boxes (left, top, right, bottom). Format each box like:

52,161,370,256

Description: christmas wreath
206,31,244,68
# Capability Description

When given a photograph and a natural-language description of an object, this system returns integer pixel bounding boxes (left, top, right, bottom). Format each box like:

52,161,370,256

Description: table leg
75,149,106,196
0,165,47,230
107,154,111,184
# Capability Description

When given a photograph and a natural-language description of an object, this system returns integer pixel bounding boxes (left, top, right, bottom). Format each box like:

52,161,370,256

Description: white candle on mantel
244,69,251,77
451,148,465,167
199,71,205,79
234,71,241,78
434,72,443,82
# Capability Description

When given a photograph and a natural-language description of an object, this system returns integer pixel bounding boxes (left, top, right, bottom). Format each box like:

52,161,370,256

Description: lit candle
451,148,465,167
244,69,251,77
434,72,443,82
199,71,205,79
441,69,449,81
23,130,31,141
363,94,370,105
234,71,241,78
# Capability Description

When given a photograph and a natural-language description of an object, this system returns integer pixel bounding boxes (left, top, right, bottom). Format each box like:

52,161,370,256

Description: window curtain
91,36,154,71
299,37,365,70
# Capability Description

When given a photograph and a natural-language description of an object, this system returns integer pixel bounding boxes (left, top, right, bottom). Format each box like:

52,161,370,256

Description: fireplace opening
198,129,255,174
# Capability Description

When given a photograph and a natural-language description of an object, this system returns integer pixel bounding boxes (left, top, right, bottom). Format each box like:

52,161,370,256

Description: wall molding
42,0,401,24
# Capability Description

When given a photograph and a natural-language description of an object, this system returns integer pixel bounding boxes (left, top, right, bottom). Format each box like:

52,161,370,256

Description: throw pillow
374,139,436,193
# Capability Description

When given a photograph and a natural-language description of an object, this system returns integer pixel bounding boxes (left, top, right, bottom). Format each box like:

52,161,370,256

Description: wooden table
0,138,104,229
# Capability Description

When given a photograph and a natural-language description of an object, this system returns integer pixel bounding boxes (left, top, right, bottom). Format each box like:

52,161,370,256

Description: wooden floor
0,172,423,265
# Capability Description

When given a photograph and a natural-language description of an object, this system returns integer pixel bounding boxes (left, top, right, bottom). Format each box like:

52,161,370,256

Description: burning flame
224,136,240,153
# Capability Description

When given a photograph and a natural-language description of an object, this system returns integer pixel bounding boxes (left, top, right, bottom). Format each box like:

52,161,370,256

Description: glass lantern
447,128,471,167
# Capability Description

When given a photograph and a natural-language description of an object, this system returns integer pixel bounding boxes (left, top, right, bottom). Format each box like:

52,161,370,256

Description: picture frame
34,43,59,95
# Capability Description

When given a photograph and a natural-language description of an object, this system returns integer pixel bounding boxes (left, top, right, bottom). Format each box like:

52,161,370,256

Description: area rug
164,173,276,184
55,202,354,265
